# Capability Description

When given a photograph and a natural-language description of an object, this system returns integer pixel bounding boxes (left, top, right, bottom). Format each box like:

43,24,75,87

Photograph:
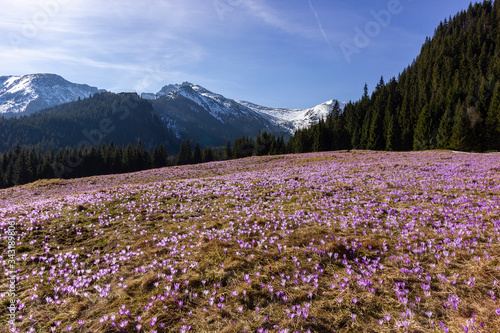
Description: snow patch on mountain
150,82,255,124
0,74,104,116
146,82,344,135
236,99,345,134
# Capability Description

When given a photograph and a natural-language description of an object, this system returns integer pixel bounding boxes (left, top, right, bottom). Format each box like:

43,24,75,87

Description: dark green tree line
289,1,500,153
0,141,169,189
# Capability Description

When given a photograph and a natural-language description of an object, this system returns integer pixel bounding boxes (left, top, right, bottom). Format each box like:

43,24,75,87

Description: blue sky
1,0,476,109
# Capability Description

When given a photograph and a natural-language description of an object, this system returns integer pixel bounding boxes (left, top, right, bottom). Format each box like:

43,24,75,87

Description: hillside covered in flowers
1,151,500,332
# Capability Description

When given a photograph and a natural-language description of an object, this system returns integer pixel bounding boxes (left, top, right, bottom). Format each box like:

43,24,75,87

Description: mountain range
0,74,342,147
141,82,343,136
0,74,104,117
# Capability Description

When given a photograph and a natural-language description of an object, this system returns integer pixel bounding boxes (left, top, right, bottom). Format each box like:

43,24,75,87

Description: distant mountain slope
143,81,344,139
150,86,286,147
237,99,345,134
0,92,178,152
0,74,344,150
0,74,104,117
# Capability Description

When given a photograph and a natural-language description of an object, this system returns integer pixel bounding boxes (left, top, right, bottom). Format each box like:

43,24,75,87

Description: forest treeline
0,141,167,188
0,131,288,189
288,1,500,153
0,92,178,152
1,1,500,188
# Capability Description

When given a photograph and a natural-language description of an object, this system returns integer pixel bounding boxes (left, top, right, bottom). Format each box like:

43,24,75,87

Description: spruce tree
383,88,401,151
38,151,55,180
360,109,372,149
152,145,162,168
242,137,256,157
224,140,232,160
485,84,500,150
0,156,4,189
384,113,397,151
399,93,413,150
275,136,286,155
112,146,124,173
449,104,473,151
254,131,275,156
291,131,304,154
177,140,192,165
436,107,454,149
232,138,241,158
3,158,13,188
177,142,186,165
12,150,33,186
159,144,168,167
367,109,384,150
202,147,215,163
312,120,328,152
123,143,135,172
134,140,145,171
413,105,434,150
89,145,100,175
193,142,202,164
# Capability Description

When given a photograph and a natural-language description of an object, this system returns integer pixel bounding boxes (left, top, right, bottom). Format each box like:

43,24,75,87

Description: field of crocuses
1,151,500,332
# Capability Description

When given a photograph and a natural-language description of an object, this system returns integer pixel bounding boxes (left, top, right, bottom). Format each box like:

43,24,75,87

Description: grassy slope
1,151,500,332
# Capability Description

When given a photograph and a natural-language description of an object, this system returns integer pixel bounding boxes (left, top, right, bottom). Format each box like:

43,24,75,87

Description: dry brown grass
2,151,500,332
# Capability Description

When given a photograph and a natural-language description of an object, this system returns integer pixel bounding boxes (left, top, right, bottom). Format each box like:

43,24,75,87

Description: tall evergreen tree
37,151,55,180
123,143,135,172
177,140,192,165
193,142,203,164
272,136,286,155
436,106,455,149
413,105,434,150
152,145,163,169
112,146,124,173
159,145,168,166
485,83,500,150
224,140,232,160
12,150,33,185
202,147,215,163
449,104,473,151
360,109,372,148
312,121,329,152
0,160,4,188
367,108,384,150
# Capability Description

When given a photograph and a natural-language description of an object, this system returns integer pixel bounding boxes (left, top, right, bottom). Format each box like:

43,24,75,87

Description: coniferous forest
0,92,177,152
1,1,500,189
0,131,288,189
288,1,500,153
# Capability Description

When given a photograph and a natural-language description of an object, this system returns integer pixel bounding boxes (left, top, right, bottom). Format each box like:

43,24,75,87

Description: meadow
1,151,499,332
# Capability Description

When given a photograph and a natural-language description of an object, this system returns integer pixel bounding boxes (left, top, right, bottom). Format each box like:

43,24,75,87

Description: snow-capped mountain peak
0,73,344,137
236,99,345,134
143,82,344,135
147,82,254,124
0,73,104,117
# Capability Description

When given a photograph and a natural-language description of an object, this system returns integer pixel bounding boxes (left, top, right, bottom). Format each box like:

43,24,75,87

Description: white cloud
307,0,333,51
0,0,212,84
241,0,315,37
0,0,353,94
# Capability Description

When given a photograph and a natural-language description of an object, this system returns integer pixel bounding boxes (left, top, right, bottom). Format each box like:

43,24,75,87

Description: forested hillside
0,92,178,152
289,1,500,152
